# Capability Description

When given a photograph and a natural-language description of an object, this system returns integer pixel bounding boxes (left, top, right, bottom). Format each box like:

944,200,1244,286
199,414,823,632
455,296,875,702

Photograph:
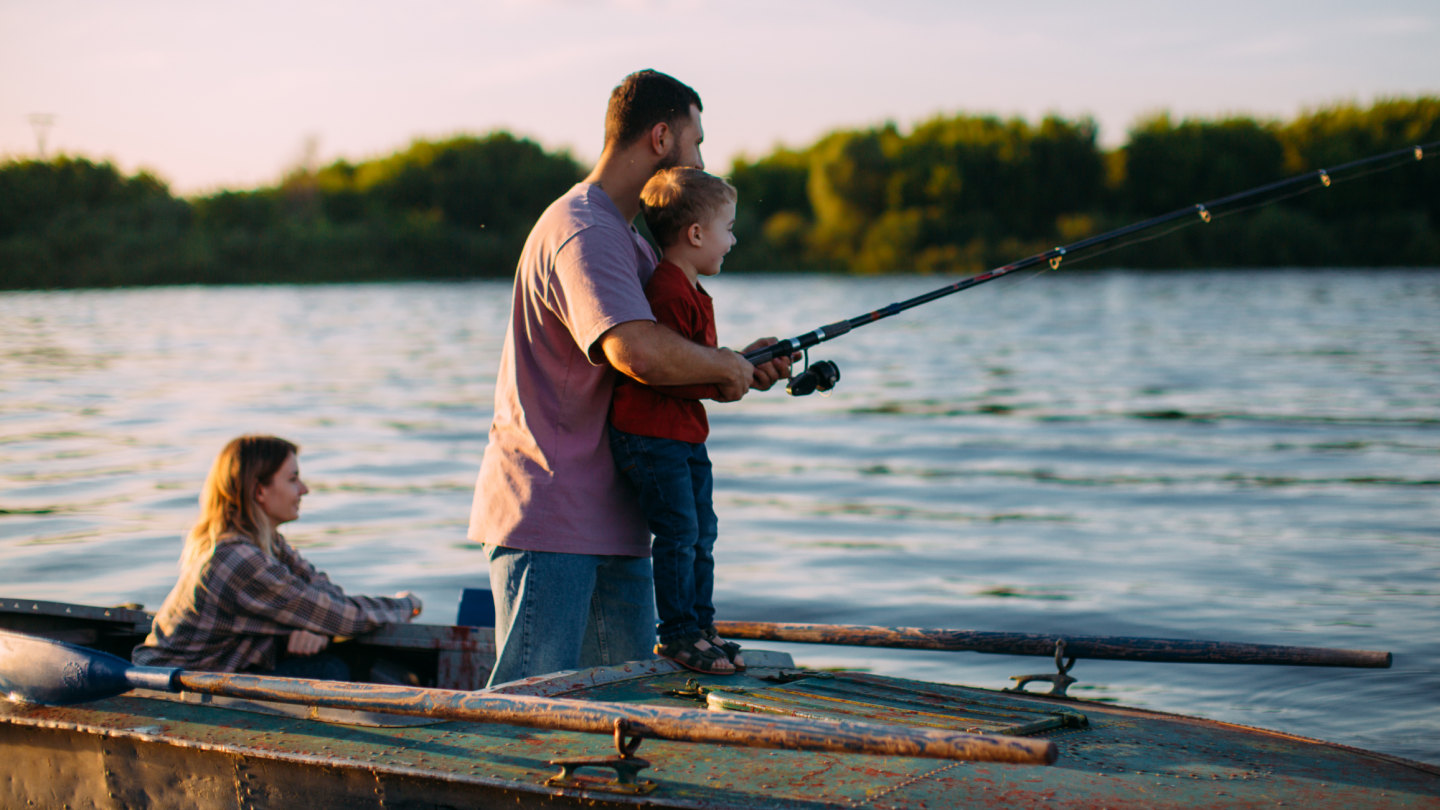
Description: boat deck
4,654,1437,809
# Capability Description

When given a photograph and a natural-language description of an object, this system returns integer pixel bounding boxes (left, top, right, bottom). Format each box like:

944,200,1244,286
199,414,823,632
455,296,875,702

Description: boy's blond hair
640,167,737,249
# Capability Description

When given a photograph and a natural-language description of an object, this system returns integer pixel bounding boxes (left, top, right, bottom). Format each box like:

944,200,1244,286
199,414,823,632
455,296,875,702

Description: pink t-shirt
469,184,658,556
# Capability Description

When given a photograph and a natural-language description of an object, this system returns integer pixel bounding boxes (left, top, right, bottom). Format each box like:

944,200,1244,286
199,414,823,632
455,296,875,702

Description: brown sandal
655,634,736,675
702,627,746,672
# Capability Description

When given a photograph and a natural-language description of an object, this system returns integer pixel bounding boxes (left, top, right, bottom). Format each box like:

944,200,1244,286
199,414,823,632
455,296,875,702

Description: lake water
2,269,1437,765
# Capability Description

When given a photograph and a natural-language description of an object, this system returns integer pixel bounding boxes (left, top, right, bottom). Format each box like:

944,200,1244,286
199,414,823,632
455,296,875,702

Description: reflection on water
2,270,1438,764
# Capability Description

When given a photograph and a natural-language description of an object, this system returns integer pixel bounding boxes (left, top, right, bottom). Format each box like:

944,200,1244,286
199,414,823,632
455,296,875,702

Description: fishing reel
786,352,840,397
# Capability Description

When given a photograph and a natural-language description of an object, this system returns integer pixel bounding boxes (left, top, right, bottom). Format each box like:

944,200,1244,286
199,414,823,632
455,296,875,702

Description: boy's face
693,201,737,277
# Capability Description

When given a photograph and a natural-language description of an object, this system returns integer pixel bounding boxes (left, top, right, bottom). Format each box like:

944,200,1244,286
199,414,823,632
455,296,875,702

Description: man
470,70,791,685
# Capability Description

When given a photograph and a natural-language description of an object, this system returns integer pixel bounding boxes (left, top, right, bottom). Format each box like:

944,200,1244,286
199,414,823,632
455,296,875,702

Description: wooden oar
712,621,1392,668
0,629,1054,765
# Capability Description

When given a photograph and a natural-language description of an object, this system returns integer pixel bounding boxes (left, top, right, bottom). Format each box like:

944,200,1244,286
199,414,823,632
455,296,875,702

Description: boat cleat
545,718,658,795
1005,638,1080,697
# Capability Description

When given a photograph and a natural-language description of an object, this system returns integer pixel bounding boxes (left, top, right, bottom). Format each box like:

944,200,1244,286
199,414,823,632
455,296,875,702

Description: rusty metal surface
2,663,1437,808
0,720,638,810
713,620,1394,668
0,596,153,629
351,623,497,691
131,687,445,728
483,650,797,696
0,600,497,692
519,664,1440,808
172,668,1056,764
700,674,1088,736
0,596,153,652
353,623,494,653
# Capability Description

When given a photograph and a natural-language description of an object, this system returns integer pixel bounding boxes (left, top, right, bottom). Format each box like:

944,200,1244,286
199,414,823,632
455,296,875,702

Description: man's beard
654,137,690,172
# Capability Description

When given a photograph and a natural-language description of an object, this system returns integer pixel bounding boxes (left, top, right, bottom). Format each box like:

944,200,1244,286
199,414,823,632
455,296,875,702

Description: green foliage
1281,99,1440,229
0,158,197,287
1,98,1436,290
1117,114,1286,215
728,148,817,271
1,133,581,288
1109,99,1440,268
721,99,1436,274
730,113,1107,275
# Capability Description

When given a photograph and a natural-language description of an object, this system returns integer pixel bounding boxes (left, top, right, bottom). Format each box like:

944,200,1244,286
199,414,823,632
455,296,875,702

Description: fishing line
1026,219,1201,273
1008,151,1430,273
1206,159,1417,223
752,139,1439,396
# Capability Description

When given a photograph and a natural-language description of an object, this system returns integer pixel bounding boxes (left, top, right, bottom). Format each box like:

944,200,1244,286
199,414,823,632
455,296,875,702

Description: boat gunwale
0,698,905,810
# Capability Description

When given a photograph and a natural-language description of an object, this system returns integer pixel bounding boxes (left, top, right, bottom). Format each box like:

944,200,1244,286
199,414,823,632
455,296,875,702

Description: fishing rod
749,140,1439,396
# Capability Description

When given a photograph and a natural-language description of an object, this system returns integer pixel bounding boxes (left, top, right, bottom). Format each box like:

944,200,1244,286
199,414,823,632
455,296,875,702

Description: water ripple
1,271,1437,765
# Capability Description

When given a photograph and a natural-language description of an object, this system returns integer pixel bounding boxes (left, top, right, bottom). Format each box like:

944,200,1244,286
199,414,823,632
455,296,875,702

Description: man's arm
600,320,753,401
599,322,794,402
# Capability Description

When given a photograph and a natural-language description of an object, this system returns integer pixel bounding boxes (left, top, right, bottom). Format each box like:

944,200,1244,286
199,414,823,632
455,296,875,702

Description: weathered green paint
2,663,1436,808
1,597,1434,808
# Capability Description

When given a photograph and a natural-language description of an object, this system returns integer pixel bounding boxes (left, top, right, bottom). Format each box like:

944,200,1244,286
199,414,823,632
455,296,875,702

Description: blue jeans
609,427,718,644
485,544,656,687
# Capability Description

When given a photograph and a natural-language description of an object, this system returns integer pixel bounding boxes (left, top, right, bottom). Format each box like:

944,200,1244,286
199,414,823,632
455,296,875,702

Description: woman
133,435,422,679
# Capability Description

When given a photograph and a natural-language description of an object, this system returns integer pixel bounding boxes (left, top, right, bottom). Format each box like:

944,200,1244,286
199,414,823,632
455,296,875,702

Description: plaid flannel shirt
133,533,418,673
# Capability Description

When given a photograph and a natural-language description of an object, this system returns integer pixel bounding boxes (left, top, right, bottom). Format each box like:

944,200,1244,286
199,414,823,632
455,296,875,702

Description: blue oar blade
0,629,177,706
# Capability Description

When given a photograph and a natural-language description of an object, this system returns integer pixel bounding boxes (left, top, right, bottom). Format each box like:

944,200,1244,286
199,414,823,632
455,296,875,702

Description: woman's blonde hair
181,435,298,571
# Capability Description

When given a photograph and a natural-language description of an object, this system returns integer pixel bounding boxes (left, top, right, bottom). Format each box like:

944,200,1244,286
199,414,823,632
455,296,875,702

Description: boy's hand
741,338,797,391
712,349,757,402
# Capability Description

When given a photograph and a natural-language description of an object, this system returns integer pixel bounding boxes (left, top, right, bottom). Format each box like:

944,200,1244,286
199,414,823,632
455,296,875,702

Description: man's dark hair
604,70,703,150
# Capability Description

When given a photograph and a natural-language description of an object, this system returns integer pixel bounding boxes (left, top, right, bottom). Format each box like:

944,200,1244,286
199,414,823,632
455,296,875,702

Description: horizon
3,0,1437,195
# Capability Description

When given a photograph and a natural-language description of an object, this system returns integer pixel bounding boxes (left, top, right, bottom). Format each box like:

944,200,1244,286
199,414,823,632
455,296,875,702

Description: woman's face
254,453,309,527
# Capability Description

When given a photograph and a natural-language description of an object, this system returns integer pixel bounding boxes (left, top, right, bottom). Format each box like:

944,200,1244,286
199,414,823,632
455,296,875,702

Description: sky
2,0,1436,195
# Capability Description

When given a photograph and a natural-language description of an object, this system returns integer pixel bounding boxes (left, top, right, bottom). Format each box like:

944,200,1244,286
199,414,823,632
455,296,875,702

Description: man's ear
648,121,671,157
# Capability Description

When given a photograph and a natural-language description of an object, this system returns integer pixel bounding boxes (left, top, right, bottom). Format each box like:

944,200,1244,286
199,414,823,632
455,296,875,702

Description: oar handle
175,671,1056,765
712,621,1393,669
126,666,181,692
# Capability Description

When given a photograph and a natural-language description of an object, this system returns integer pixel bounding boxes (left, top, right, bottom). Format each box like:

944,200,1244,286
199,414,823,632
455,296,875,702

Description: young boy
609,167,746,674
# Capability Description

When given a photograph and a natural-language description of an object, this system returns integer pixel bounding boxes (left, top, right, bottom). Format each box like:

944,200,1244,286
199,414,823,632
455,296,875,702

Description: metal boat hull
2,598,1435,808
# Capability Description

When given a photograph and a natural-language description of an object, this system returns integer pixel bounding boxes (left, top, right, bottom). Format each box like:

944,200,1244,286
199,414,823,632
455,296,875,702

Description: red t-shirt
610,261,721,443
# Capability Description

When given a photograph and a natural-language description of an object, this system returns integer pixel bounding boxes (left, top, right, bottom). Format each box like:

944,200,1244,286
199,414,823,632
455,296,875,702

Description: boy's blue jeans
609,426,718,644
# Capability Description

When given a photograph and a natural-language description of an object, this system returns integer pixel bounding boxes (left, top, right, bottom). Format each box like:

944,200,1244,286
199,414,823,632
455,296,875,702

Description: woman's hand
287,629,329,656
398,591,423,621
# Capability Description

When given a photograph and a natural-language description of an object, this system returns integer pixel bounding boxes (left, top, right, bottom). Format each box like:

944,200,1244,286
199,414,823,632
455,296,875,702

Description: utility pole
28,114,56,159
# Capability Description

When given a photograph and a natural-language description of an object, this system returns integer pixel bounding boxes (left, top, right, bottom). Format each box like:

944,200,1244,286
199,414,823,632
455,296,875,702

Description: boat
2,595,1436,808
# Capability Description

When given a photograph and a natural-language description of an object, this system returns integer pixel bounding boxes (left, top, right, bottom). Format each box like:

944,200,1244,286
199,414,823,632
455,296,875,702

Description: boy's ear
687,222,704,247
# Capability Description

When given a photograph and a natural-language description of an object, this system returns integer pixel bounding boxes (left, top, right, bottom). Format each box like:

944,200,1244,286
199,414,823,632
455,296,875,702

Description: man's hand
741,337,798,391
711,349,757,402
287,629,329,656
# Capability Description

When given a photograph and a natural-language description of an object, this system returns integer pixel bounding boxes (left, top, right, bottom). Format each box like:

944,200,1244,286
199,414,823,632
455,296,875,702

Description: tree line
1,98,1436,289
